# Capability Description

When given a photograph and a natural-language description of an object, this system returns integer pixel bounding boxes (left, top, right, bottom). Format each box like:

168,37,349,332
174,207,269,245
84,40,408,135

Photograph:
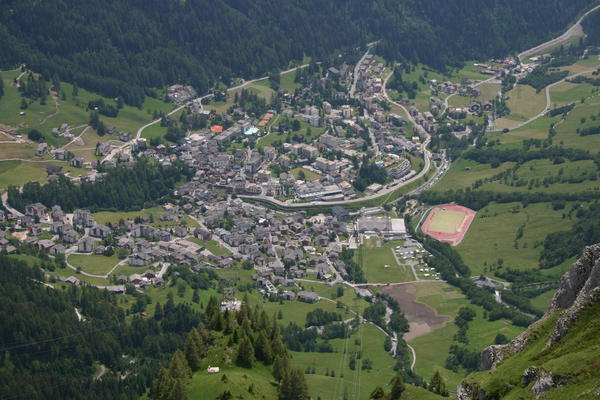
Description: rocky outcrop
546,245,600,346
458,244,600,400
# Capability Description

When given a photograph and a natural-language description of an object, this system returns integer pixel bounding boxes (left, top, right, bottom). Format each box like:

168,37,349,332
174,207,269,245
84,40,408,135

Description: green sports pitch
427,209,467,233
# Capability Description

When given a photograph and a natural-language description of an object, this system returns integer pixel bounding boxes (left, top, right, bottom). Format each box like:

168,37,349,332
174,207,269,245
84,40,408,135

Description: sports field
428,209,467,233
421,204,476,246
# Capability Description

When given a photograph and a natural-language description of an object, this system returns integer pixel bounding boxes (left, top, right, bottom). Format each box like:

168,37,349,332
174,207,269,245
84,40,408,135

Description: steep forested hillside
0,0,591,106
0,255,203,399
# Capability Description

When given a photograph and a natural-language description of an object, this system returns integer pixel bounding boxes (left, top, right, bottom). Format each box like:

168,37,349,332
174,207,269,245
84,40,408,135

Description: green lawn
0,160,89,191
530,289,554,313
428,209,467,233
0,70,173,146
291,323,441,400
433,159,516,192
501,84,547,122
408,282,523,390
355,239,414,283
186,238,232,256
456,202,576,277
93,206,198,228
68,253,122,276
477,159,599,194
290,167,321,182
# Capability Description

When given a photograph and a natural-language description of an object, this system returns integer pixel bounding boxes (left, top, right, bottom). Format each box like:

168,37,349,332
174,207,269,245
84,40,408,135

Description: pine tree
428,370,448,396
272,355,291,381
0,76,4,98
369,386,385,399
169,350,192,380
172,378,188,400
154,302,164,320
152,367,177,400
279,368,309,400
236,336,255,367
192,289,200,304
390,373,406,399
254,330,273,364
184,332,202,371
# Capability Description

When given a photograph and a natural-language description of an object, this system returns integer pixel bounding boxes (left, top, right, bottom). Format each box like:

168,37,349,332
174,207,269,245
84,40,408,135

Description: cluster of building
167,84,198,104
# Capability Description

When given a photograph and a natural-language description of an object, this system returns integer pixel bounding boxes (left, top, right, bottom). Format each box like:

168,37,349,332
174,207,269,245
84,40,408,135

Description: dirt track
382,283,449,341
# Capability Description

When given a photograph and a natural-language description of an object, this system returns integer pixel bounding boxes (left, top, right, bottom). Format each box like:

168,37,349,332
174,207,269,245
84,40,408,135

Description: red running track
421,204,477,246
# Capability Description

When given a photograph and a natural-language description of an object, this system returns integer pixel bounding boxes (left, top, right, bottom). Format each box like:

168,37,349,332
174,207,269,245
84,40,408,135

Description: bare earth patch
381,283,449,340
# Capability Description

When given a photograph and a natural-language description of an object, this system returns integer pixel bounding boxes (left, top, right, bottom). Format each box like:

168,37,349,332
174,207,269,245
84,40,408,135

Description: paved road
382,70,417,126
518,4,600,62
1,192,24,217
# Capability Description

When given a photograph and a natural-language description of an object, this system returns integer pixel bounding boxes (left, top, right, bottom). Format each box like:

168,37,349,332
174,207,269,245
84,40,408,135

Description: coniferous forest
0,0,591,106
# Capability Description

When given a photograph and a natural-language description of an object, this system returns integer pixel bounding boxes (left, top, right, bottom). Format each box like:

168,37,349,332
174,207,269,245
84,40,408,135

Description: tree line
7,159,192,212
0,0,591,105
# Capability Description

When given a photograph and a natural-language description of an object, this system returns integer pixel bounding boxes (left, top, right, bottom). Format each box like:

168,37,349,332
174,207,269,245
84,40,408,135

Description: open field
67,253,121,276
552,96,600,150
499,84,547,123
531,289,555,313
257,117,326,149
433,159,516,192
290,167,321,182
204,79,275,115
93,206,198,228
456,202,577,277
478,159,599,194
448,82,500,108
355,238,414,283
290,323,441,400
189,361,278,400
0,70,173,146
0,160,88,190
0,142,38,159
185,238,231,256
382,282,452,341
400,282,524,389
299,281,371,315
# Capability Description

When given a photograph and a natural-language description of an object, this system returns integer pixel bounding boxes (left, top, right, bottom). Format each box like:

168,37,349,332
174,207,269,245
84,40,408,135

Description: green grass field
499,84,547,123
291,323,442,400
448,82,500,108
0,70,173,146
355,238,414,283
433,159,517,192
456,202,576,277
477,159,599,194
68,253,122,276
290,167,321,182
0,160,89,191
186,238,232,256
93,206,198,228
530,289,554,313
427,209,467,233
408,282,524,390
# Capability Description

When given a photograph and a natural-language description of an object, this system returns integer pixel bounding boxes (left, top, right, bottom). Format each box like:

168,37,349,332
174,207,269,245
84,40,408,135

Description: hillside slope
458,244,600,399
0,0,591,105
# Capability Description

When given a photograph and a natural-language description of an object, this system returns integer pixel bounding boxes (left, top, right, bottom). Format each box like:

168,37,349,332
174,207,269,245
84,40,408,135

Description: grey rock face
547,245,600,347
531,370,554,395
458,245,600,400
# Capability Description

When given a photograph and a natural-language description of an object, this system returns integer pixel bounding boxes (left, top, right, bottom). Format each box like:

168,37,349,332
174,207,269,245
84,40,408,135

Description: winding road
489,68,597,133
518,3,600,62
